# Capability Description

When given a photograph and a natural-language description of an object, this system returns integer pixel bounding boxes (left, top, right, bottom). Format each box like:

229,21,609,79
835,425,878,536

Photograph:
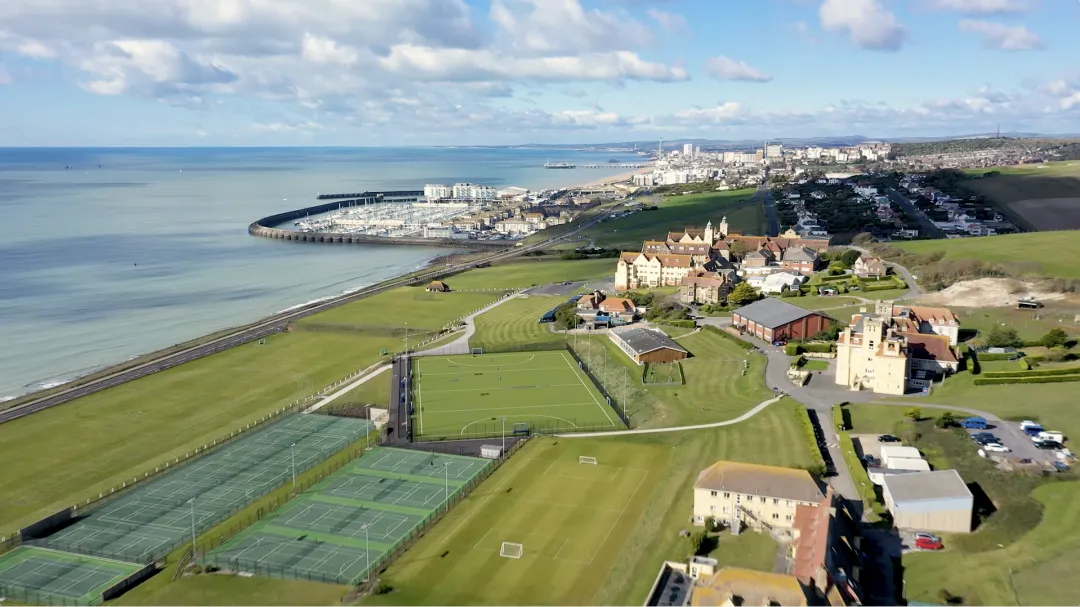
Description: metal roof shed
882,469,973,533
879,445,922,466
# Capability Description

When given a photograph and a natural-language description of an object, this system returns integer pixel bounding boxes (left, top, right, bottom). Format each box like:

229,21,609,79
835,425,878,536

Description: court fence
413,418,619,442
466,340,568,354
202,437,531,587
565,344,633,429
0,583,104,607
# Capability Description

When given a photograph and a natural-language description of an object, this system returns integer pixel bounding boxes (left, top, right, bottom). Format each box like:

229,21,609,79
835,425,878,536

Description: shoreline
567,166,651,189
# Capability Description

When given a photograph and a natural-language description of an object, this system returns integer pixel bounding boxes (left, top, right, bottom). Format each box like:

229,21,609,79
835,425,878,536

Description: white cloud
647,9,687,33
703,56,772,83
819,0,907,50
959,19,1043,51
670,102,743,124
249,120,324,133
17,40,56,58
491,0,653,55
925,0,1032,15
300,34,360,66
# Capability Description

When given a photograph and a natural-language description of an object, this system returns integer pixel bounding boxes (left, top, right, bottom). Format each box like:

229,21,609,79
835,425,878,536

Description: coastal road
0,204,617,426
887,188,945,239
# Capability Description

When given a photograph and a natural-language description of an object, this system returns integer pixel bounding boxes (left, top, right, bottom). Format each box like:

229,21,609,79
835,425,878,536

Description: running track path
304,364,390,413
555,395,785,438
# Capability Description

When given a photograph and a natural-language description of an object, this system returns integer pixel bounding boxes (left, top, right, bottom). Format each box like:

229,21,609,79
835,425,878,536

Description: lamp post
444,462,450,505
291,443,296,490
501,417,506,456
365,405,372,450
404,321,409,357
362,523,372,582
188,498,196,564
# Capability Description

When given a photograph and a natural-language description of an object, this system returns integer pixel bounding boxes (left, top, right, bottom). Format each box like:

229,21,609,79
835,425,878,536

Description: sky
1,0,1080,146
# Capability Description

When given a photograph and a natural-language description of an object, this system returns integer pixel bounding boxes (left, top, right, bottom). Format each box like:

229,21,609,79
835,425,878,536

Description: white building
660,171,690,185
683,143,694,158
759,272,807,294
424,184,452,201
766,144,782,158
452,183,497,200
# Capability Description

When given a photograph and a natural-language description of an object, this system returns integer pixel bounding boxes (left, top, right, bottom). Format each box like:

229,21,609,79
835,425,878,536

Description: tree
553,303,580,330
840,249,862,267
903,407,923,422
688,530,708,556
729,240,752,261
727,282,759,307
936,412,958,428
1040,328,1069,349
828,261,847,274
704,517,719,533
986,325,1023,348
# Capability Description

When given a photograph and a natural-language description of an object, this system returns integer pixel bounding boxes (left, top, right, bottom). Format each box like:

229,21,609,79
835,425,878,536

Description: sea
0,147,640,399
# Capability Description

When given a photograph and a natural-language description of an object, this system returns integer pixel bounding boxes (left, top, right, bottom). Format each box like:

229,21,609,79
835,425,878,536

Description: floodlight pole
404,321,409,357
290,443,296,489
188,498,196,563
444,462,450,505
362,523,372,582
365,405,372,450
501,417,506,455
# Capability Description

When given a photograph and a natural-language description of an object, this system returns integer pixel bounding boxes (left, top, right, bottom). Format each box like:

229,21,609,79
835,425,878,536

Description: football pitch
412,352,623,440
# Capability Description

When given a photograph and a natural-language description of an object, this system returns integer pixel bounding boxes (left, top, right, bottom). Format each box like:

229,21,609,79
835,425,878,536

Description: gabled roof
599,297,635,313
783,246,820,262
694,461,825,504
733,299,829,330
905,334,958,364
609,326,688,356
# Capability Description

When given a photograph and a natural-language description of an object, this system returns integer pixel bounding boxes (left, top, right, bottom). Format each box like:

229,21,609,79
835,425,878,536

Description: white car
984,443,1011,453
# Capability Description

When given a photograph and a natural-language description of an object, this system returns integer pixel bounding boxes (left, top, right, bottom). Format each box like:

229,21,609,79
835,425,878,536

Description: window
773,498,779,505
760,496,766,504
723,507,729,514
786,500,792,506
785,515,793,522
724,492,730,498
710,505,716,512
772,513,780,520
710,490,717,497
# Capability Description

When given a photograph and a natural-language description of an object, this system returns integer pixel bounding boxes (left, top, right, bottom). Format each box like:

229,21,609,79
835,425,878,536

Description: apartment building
693,461,826,531
616,252,695,289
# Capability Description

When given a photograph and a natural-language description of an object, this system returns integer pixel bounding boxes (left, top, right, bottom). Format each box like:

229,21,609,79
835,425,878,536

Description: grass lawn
851,288,910,300
362,402,814,606
801,359,829,372
322,366,392,414
954,305,1080,344
902,420,1080,606
703,530,778,572
570,330,771,429
643,362,684,385
897,231,1080,279
787,296,861,310
660,325,697,338
413,351,620,439
114,575,351,606
445,258,614,290
816,304,867,326
580,189,760,251
840,403,966,435
296,289,502,331
469,295,567,352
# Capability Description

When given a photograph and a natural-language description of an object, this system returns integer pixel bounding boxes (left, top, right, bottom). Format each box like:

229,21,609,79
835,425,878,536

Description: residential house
599,297,636,318
680,271,732,305
853,255,888,278
782,246,821,275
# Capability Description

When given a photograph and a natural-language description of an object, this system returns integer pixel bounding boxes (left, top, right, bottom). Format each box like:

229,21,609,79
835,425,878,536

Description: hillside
896,232,1080,280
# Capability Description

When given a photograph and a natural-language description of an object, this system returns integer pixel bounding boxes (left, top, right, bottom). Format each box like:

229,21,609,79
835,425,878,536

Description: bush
904,407,923,421
784,343,801,356
689,530,708,556
936,412,958,428
704,517,719,533
702,325,755,350
1041,328,1069,348
664,319,696,329
801,342,835,354
1017,357,1032,371
839,249,862,267
976,352,1014,361
560,252,588,260
986,326,1023,348
982,367,1080,379
553,303,581,330
974,374,1080,386
780,288,801,298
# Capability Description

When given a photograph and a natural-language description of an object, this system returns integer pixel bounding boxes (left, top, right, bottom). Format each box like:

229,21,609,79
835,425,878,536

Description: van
1035,431,1065,444
961,417,988,429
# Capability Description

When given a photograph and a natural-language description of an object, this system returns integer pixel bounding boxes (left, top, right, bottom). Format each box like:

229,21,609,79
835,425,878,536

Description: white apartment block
452,183,497,200
423,184,452,201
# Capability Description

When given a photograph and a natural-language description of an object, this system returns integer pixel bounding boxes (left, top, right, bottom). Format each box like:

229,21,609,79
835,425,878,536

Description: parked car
1053,461,1070,472
1035,440,1063,450
1033,431,1065,444
773,340,787,346
961,416,988,429
862,455,879,467
914,532,941,543
878,435,901,443
973,435,1000,446
915,537,944,550
984,443,1010,453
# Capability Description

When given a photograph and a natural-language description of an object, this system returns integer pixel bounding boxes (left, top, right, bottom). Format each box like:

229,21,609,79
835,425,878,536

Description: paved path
555,396,785,438
414,291,523,357
303,364,390,413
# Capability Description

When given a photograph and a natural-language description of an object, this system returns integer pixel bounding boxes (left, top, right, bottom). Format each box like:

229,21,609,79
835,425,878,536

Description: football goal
500,542,523,559
579,456,598,465
471,347,484,355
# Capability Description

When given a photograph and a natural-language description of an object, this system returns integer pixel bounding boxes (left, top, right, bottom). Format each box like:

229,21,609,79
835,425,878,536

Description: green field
413,352,621,439
470,295,567,352
953,305,1080,343
841,403,966,435
114,575,350,606
578,189,761,250
960,161,1080,231
897,231,1080,279
444,259,613,290
296,289,502,331
363,403,815,606
0,283,529,532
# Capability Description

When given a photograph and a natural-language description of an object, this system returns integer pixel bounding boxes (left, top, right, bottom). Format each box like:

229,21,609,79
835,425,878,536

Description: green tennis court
36,414,374,563
413,351,623,439
0,546,143,606
205,447,492,585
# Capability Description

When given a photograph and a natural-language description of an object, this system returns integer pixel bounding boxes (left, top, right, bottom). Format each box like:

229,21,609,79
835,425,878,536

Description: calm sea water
0,147,637,398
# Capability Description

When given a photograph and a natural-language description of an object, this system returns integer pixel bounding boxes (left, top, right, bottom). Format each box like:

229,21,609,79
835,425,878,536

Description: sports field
0,546,144,606
205,447,491,585
412,352,622,440
35,414,372,564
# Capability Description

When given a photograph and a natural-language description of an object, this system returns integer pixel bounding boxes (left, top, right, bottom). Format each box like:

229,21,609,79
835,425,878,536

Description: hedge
801,342,835,354
781,289,803,298
982,367,1080,379
859,280,907,292
795,404,827,478
976,352,1016,362
663,320,696,329
974,374,1080,386
1017,358,1032,371
818,274,853,283
785,343,801,356
702,325,755,350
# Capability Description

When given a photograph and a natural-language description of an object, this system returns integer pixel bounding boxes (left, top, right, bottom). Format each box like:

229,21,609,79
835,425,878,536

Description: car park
878,435,901,443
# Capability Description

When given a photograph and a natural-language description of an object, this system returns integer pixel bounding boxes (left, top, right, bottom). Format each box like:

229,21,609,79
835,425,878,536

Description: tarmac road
0,206,615,426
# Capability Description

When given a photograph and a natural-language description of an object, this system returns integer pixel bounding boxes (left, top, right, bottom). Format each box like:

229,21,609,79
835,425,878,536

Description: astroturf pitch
0,546,144,605
412,351,622,439
33,414,373,564
205,447,492,585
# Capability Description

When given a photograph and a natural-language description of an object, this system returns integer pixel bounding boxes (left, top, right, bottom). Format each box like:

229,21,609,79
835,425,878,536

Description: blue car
1053,461,1070,472
961,416,988,429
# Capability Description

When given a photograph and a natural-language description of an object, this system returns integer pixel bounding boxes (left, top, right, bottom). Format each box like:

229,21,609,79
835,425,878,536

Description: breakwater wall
248,195,515,250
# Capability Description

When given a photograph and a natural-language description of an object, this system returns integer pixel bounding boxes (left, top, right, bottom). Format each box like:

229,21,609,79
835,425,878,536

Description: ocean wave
273,282,373,315
0,396,14,403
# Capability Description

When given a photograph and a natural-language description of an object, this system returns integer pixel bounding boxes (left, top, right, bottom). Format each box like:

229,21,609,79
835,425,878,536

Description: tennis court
35,414,373,563
205,447,492,585
412,351,622,439
0,546,144,606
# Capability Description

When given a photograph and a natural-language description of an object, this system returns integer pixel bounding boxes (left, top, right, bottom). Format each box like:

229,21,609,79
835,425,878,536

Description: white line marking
586,469,649,565
561,351,615,426
420,383,584,395
424,403,596,415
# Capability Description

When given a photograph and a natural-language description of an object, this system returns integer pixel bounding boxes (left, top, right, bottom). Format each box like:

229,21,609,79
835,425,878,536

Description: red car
915,537,943,550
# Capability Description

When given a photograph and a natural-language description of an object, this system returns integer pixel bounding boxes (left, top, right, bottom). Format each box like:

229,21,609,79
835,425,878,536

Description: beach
570,166,651,189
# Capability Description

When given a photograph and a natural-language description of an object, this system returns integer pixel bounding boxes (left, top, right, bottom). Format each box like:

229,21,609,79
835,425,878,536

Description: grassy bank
897,231,1080,280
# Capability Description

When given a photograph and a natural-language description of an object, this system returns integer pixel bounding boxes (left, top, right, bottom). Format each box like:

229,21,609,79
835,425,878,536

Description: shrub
1041,328,1069,348
705,517,719,533
801,342,835,354
986,326,1023,348
982,367,1080,379
936,412,958,428
974,374,1080,386
784,343,801,356
689,530,708,555
702,325,755,350
664,320,696,329
904,407,923,421
796,405,828,478
1017,357,1032,371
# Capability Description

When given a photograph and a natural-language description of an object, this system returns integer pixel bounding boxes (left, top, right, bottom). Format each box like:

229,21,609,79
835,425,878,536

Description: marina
545,161,652,169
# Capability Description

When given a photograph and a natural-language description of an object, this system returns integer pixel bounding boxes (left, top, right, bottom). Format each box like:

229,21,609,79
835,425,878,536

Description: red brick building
732,299,832,342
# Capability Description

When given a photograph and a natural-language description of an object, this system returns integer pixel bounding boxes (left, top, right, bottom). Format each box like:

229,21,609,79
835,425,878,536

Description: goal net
471,347,484,355
579,456,598,465
500,542,523,559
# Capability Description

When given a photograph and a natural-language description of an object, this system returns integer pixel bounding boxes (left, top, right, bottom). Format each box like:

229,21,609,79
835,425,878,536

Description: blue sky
1,0,1079,146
